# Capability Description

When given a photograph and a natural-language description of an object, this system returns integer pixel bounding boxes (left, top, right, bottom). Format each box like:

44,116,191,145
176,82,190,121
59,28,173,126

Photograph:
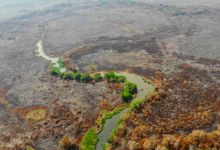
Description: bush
88,65,97,72
57,58,66,68
50,67,60,76
62,72,74,80
109,71,116,78
124,81,137,94
104,72,110,80
60,73,64,78
120,89,132,102
117,75,126,83
80,74,92,83
104,71,117,82
74,72,81,80
93,73,102,82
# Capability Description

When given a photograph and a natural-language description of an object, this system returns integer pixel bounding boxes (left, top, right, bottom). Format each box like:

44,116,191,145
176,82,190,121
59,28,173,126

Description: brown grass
0,85,11,104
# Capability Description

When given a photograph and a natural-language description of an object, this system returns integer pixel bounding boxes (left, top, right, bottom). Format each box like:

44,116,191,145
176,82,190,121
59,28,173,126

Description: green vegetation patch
80,74,92,83
107,129,117,143
88,65,97,72
121,26,133,33
120,88,133,102
97,107,128,134
142,78,154,86
26,146,35,150
117,75,126,83
26,109,47,123
74,72,81,80
79,128,99,150
124,81,137,94
50,67,61,76
61,72,74,80
104,71,117,82
93,73,102,82
58,58,66,68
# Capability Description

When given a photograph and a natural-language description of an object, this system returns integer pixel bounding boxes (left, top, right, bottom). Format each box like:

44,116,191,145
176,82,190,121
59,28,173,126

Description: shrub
50,67,60,76
93,73,102,82
88,65,97,72
110,77,117,82
80,74,92,83
74,72,81,80
62,72,74,80
120,89,132,102
117,75,126,83
109,71,116,78
57,58,66,68
124,81,137,94
60,73,64,78
104,72,111,80
104,71,117,82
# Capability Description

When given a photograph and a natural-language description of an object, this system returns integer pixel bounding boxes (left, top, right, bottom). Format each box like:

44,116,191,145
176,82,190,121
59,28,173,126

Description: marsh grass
58,58,66,68
79,128,99,150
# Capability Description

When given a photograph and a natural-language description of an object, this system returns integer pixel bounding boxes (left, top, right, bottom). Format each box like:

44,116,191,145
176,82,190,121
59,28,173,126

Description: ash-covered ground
0,0,220,149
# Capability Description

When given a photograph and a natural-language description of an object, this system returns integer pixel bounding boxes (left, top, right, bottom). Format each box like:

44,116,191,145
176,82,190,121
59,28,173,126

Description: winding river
35,39,154,150
96,73,154,150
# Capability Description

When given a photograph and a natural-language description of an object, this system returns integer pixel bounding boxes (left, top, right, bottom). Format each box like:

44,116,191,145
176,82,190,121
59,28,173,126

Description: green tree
120,89,132,102
80,74,92,83
74,72,81,80
50,67,60,76
60,73,64,78
117,75,126,83
62,72,74,80
93,73,102,82
104,71,117,82
104,72,111,81
124,81,137,94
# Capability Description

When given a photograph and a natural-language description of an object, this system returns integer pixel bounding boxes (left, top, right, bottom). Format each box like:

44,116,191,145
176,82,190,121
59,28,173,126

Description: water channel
35,39,154,150
36,40,66,72
96,73,154,150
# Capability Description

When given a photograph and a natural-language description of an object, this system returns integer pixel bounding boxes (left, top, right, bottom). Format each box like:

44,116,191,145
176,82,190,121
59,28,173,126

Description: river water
35,39,153,150
36,40,66,73
96,72,154,150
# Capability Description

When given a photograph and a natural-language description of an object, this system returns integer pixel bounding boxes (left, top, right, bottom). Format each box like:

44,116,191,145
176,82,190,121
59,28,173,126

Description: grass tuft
79,128,99,150
26,146,35,150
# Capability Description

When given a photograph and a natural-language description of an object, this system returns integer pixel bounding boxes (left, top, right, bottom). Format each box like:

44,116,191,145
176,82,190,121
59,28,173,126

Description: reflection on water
96,72,154,150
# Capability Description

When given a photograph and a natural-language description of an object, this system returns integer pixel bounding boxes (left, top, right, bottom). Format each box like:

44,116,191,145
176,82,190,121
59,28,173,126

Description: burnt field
0,0,220,149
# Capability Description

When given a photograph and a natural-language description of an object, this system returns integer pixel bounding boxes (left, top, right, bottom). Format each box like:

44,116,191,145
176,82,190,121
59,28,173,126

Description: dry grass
0,85,11,104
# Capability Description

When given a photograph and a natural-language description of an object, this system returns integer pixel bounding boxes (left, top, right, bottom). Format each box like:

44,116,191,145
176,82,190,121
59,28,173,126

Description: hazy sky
0,0,219,22
0,0,71,22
